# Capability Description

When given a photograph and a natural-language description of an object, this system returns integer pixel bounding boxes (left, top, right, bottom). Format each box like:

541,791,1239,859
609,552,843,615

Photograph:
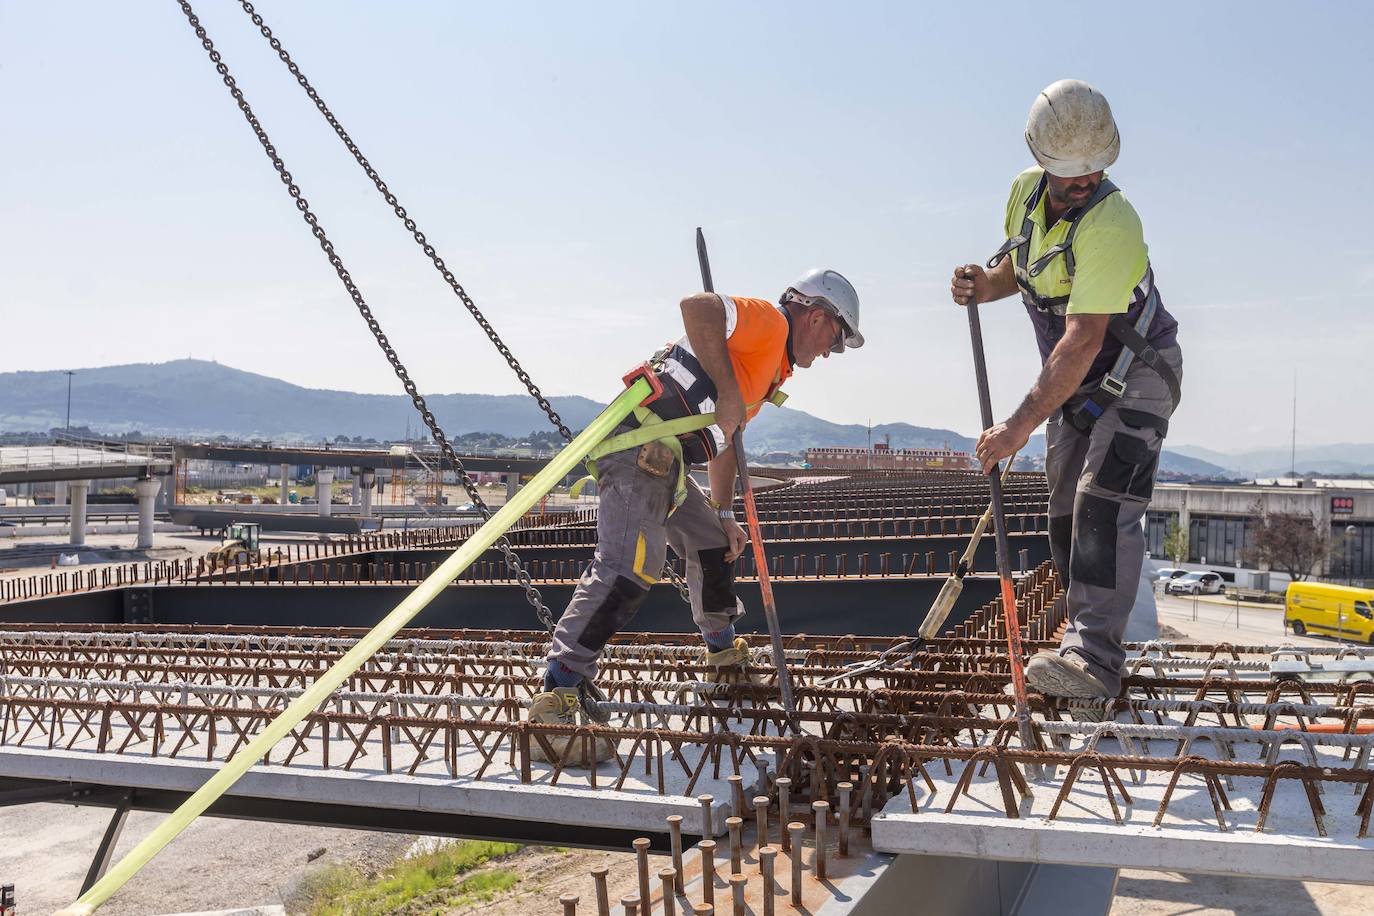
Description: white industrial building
1147,478,1374,589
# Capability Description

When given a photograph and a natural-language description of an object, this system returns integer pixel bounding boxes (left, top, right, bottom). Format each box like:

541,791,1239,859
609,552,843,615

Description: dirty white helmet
782,269,862,352
1025,79,1120,178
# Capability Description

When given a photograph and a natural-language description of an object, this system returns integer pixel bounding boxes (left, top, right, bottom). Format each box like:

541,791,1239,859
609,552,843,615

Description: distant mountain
743,407,973,454
1015,433,1229,477
0,361,1347,476
1170,442,1374,477
1157,451,1232,477
3,360,971,448
0,360,606,441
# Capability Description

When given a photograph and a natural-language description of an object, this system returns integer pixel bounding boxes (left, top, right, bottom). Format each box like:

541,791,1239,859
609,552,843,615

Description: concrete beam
0,741,741,842
869,736,1374,886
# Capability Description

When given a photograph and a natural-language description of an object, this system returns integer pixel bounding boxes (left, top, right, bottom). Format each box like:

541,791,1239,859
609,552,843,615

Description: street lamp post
1347,525,1359,587
64,370,75,432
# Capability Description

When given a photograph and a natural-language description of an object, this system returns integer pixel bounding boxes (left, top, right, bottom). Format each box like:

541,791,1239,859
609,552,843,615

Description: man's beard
1049,178,1099,208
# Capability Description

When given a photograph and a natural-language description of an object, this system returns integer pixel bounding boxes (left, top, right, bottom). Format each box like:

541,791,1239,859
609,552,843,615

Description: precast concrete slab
870,733,1374,886
0,733,748,842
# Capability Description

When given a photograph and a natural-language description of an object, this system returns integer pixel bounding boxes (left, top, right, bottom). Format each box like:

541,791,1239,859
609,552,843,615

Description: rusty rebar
776,777,792,852
837,781,852,856
726,816,743,874
754,794,770,850
812,801,829,881
591,865,610,916
667,818,684,895
633,837,651,911
699,794,714,838
660,868,678,916
760,846,777,916
788,822,804,903
699,840,717,907
730,874,747,915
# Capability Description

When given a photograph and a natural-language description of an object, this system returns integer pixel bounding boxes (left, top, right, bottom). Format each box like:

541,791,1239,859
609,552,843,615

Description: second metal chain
173,0,556,631
233,0,693,607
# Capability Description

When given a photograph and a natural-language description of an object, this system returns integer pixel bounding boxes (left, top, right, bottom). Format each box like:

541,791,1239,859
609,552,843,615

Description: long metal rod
696,227,797,717
732,428,798,718
964,301,1035,753
60,380,652,915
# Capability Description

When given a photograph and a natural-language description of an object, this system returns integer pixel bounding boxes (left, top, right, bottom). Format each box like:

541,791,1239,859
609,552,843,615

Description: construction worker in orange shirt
531,270,863,762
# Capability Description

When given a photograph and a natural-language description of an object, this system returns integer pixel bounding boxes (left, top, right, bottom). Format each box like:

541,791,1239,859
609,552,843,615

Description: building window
1331,522,1374,580
1188,514,1255,566
1146,511,1176,558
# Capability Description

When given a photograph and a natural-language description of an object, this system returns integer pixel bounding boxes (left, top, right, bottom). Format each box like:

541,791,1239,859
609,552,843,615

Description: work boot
703,636,764,688
1026,651,1112,722
526,687,616,766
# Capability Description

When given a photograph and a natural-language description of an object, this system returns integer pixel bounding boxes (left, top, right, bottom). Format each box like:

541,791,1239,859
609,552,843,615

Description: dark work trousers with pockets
547,431,744,683
1045,344,1183,694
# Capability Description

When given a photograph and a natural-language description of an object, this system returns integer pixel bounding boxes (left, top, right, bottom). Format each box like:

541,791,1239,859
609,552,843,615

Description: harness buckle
1099,375,1127,398
621,362,664,407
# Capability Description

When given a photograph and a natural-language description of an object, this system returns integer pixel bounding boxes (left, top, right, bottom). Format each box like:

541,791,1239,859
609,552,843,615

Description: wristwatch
718,509,737,521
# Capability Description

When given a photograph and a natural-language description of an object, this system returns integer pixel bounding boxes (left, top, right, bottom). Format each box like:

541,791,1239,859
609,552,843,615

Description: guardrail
0,505,143,525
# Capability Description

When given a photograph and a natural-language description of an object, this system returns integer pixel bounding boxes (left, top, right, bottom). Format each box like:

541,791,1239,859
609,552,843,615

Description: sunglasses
783,289,851,353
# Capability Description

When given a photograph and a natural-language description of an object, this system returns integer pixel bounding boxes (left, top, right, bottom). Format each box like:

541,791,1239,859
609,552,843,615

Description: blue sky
2,1,1371,451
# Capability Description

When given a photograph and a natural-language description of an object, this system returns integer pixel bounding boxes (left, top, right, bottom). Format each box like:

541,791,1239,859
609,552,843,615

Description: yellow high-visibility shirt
1002,166,1148,315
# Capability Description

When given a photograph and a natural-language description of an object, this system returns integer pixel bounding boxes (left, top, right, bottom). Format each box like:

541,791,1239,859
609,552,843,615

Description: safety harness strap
1066,290,1182,433
987,175,1121,314
570,389,788,510
986,174,1182,429
1106,313,1182,405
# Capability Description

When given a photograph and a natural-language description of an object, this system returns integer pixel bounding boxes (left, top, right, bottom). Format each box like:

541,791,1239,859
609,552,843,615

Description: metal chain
173,0,556,631
232,0,694,607
235,0,573,442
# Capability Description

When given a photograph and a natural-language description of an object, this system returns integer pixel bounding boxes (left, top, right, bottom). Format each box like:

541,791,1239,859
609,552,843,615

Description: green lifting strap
570,389,789,510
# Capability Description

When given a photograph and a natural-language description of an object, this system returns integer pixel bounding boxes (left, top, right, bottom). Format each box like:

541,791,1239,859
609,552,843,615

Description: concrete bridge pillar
69,480,90,546
360,471,375,518
134,477,160,549
316,469,334,518
505,473,520,502
351,471,361,507
280,464,291,505
53,480,68,507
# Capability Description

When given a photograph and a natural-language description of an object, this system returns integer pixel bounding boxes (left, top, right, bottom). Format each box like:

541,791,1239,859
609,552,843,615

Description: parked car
1154,567,1189,583
1166,571,1225,596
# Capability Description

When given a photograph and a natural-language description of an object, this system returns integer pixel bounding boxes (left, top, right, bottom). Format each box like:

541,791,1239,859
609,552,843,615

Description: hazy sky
3,1,1371,451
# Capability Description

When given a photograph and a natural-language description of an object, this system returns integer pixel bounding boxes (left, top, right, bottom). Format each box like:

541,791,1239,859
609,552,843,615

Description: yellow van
1285,581,1374,643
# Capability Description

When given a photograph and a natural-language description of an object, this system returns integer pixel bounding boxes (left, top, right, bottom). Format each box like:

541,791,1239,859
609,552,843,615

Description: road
1152,591,1357,648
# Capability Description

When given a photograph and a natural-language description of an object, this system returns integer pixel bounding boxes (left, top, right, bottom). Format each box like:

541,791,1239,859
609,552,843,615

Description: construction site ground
2,595,1367,916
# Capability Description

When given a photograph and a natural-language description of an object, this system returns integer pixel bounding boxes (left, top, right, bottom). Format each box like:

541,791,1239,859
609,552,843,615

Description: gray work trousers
547,436,744,682
1045,344,1183,694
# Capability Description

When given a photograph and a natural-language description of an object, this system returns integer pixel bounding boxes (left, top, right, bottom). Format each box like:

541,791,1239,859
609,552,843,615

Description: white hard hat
1025,79,1120,178
783,269,863,352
